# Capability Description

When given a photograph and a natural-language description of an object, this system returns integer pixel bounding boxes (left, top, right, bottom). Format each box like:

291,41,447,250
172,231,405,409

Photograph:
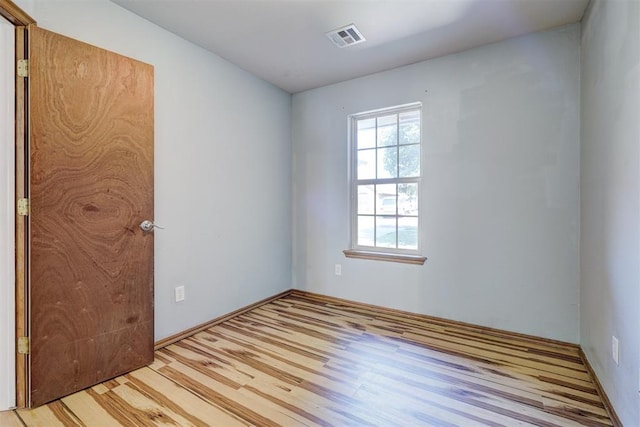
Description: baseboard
289,289,579,349
153,289,293,350
155,287,578,352
578,347,623,427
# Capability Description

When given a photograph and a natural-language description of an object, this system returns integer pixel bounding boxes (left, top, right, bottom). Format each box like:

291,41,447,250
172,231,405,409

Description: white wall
15,0,292,342
292,25,581,342
580,0,640,425
0,15,16,411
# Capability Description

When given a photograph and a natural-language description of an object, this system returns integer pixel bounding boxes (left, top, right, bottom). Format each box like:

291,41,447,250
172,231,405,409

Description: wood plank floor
9,292,613,426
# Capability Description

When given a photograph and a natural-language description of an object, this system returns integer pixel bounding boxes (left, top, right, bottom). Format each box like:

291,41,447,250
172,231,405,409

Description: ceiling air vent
326,24,366,48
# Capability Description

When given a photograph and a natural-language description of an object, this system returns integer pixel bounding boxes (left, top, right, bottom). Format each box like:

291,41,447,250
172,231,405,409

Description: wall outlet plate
175,285,185,302
334,264,342,276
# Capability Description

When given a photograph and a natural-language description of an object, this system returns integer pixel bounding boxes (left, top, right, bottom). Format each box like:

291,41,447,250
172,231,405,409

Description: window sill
343,249,427,265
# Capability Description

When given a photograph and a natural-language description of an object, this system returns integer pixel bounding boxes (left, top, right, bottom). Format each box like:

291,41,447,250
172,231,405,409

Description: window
344,103,426,265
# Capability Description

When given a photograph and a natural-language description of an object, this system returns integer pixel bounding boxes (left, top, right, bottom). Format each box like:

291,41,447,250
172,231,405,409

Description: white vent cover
325,24,366,48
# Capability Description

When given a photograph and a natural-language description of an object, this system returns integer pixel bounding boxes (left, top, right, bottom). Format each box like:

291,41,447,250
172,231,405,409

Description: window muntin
350,104,422,255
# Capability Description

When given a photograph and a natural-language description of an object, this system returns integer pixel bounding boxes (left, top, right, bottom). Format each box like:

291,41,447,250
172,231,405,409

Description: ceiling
111,0,589,94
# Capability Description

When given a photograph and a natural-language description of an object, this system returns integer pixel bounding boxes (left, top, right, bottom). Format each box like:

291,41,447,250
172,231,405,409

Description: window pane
376,216,397,248
357,185,374,215
398,217,418,250
399,144,420,178
351,106,422,254
357,118,376,149
377,114,397,147
399,110,420,145
357,215,374,246
357,149,375,179
398,183,418,216
376,184,397,216
377,146,397,179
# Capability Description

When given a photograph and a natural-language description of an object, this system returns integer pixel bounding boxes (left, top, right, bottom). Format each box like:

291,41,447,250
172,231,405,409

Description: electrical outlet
334,264,342,276
611,336,619,365
175,285,185,302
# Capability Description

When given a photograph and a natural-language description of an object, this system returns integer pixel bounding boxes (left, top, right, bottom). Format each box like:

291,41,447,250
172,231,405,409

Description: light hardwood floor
5,292,613,426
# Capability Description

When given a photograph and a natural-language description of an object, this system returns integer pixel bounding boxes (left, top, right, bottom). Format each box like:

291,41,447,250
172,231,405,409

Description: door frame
0,13,16,412
0,0,36,410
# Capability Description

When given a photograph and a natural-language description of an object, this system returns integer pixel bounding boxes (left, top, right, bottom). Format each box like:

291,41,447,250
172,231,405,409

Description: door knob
140,220,164,232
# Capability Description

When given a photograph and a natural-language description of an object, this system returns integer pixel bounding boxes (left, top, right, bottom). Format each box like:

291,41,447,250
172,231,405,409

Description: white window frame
345,102,426,265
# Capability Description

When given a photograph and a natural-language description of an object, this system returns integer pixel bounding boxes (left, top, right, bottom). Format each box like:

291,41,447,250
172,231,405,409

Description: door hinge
17,59,28,77
17,198,30,216
17,337,29,354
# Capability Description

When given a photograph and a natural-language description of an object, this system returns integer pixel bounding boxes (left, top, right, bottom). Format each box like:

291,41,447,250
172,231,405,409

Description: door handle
140,220,164,232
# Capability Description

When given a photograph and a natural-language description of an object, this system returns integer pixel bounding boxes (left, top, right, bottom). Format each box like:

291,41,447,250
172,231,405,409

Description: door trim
0,0,35,410
0,0,34,26
0,13,16,412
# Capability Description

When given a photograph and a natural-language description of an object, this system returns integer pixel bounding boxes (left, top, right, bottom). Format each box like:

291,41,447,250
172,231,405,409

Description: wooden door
28,26,154,406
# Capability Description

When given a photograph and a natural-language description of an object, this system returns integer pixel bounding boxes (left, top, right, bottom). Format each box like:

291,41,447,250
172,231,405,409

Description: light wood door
28,26,154,407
